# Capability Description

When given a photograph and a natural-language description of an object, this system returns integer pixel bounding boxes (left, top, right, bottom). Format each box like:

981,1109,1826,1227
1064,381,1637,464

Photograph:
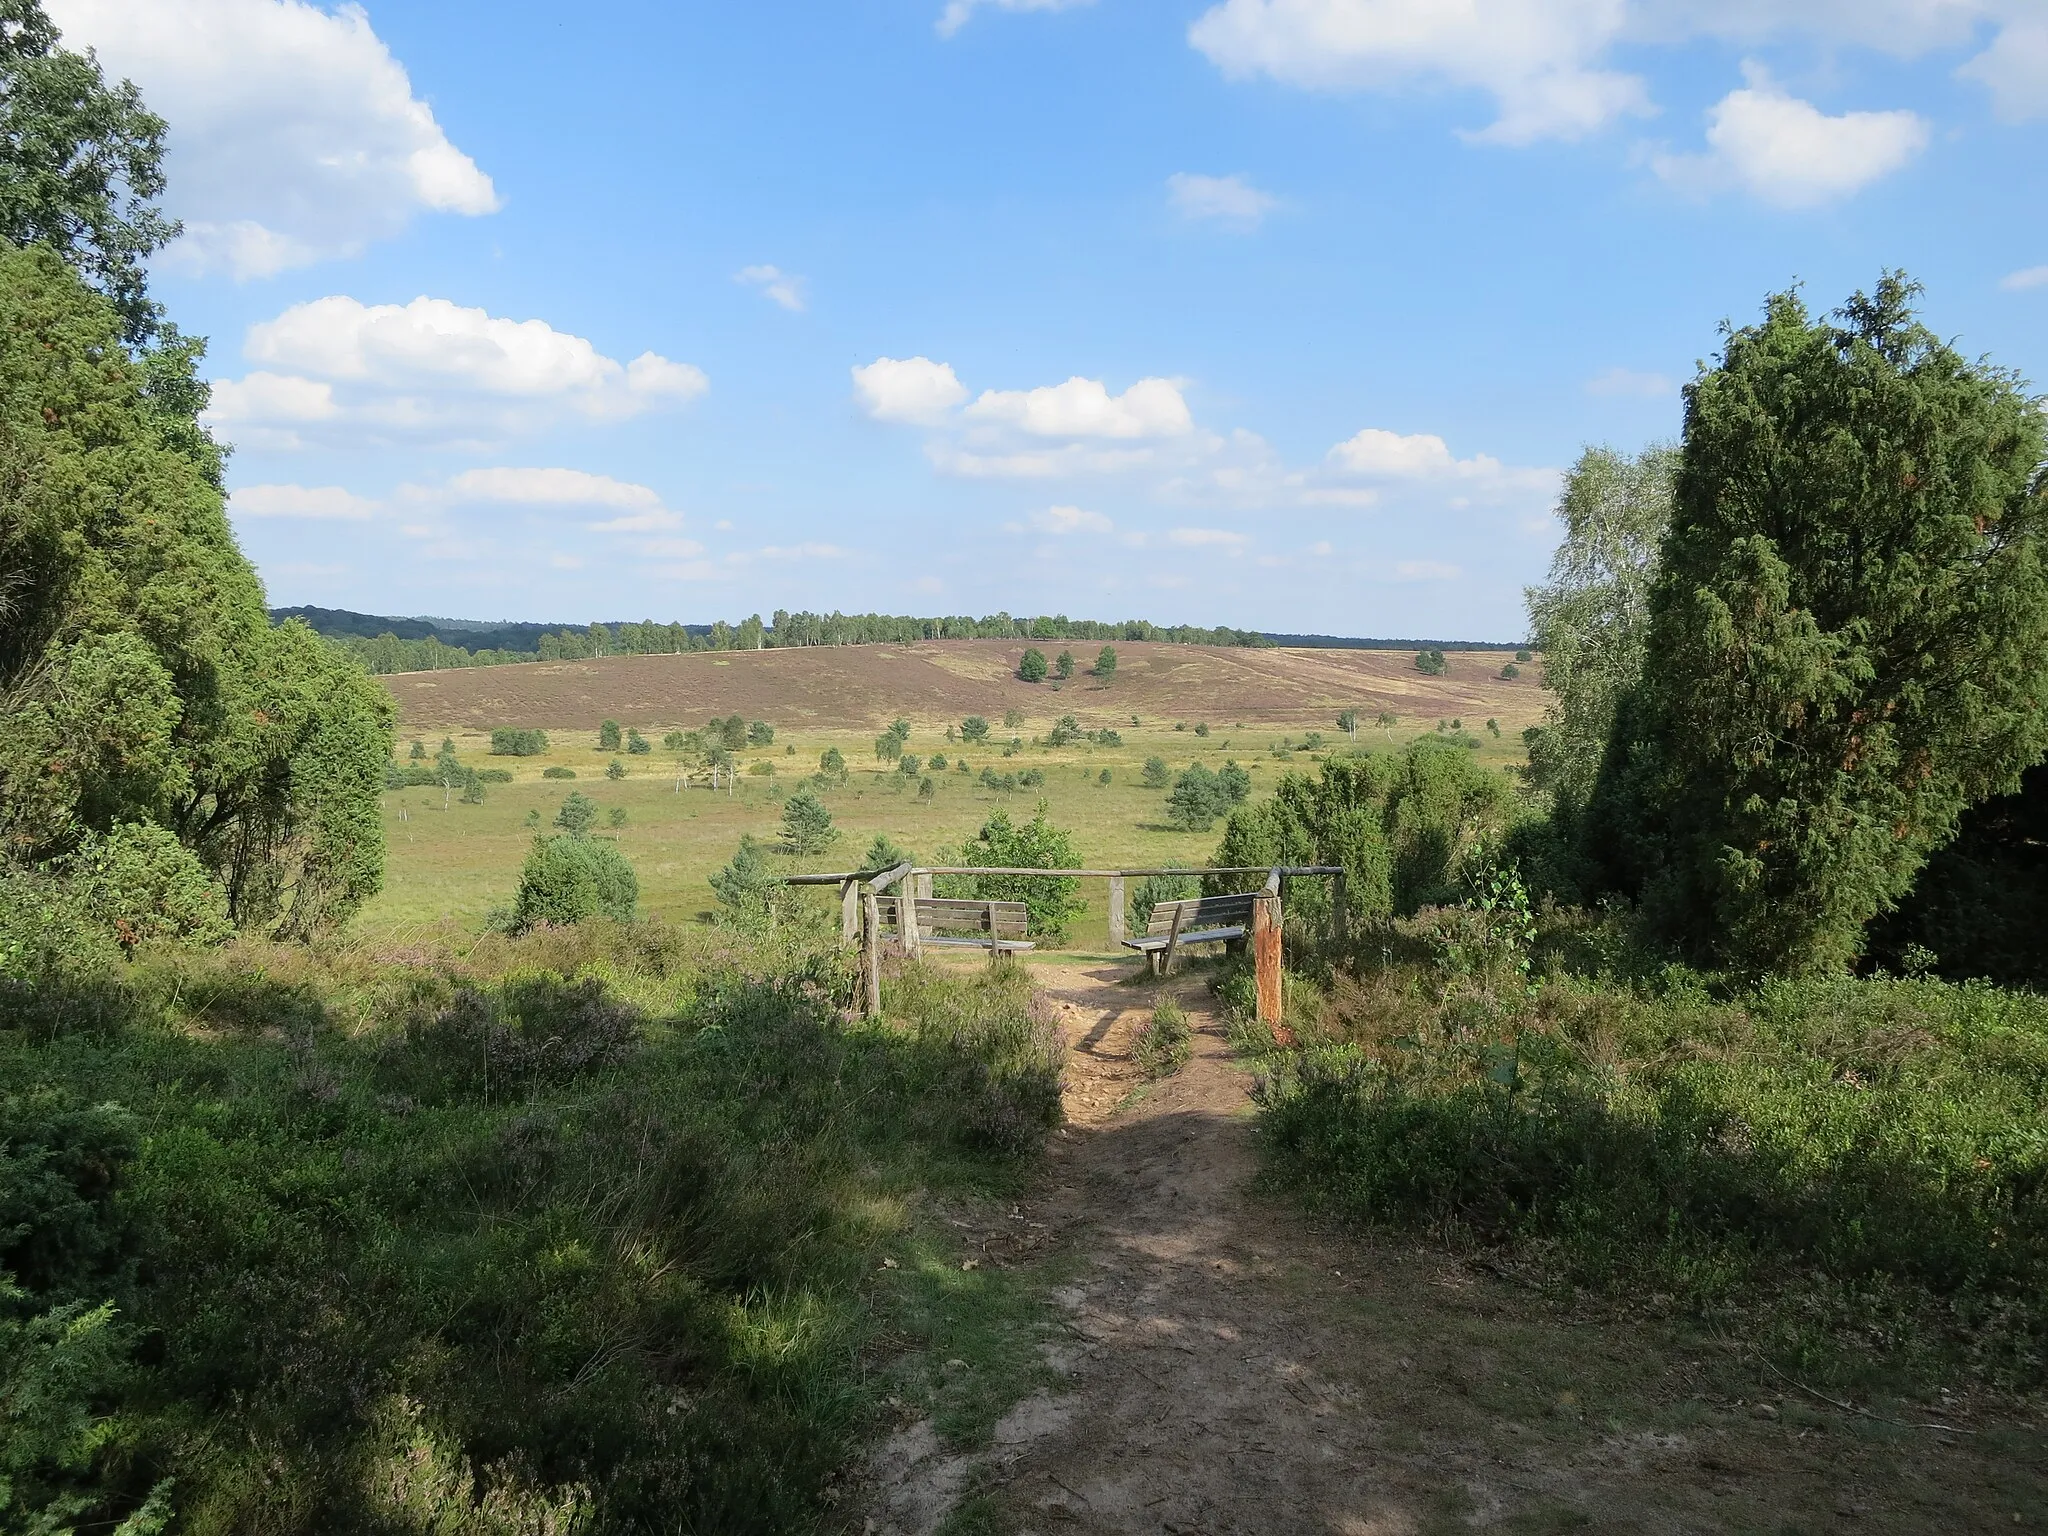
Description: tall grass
2,926,1062,1533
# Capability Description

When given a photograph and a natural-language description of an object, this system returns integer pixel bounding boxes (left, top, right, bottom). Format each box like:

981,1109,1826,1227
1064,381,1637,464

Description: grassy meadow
367,715,1533,944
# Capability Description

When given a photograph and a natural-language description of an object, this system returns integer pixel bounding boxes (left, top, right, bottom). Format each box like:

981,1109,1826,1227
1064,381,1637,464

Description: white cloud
1962,16,2048,121
852,356,969,425
736,264,808,312
639,537,707,559
1395,559,1462,580
49,0,497,278
966,376,1193,439
1328,428,1461,476
1031,504,1115,534
1586,366,1676,396
1168,172,1280,229
1166,527,1250,548
230,483,377,520
1188,0,1651,144
1650,68,1927,206
208,296,706,449
2002,265,2048,291
439,467,664,510
937,0,1093,38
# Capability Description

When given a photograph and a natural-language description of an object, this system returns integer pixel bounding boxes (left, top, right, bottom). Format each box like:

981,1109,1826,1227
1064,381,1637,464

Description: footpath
858,958,2044,1535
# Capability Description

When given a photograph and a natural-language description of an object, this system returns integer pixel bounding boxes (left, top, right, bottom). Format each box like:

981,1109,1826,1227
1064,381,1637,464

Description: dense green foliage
779,788,837,857
943,807,1083,940
0,1,175,342
1585,279,2048,974
1250,933,2048,1391
1164,760,1250,831
511,833,639,930
0,928,1063,1532
1017,647,1047,683
1212,738,1515,934
0,245,392,943
489,728,549,756
1521,443,1674,831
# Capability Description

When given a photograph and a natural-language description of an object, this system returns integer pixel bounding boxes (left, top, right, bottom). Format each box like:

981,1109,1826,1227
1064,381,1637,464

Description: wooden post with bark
1107,872,1125,947
1253,891,1289,1044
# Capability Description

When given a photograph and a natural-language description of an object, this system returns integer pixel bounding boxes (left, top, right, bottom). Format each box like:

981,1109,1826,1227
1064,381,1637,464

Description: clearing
857,957,2048,1535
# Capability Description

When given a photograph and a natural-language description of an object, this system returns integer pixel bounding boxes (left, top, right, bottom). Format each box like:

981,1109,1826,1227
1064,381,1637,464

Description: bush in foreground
0,927,1063,1532
1251,937,2048,1392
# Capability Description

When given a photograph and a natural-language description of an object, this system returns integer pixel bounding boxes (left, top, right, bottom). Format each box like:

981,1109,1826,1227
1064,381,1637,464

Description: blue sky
47,0,2048,639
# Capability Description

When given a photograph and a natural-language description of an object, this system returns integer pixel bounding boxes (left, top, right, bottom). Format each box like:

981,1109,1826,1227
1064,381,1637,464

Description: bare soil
857,958,2048,1535
382,641,1538,734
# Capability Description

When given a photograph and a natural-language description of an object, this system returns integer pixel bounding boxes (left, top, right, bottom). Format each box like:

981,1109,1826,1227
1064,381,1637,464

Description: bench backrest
877,896,1030,939
1146,893,1257,936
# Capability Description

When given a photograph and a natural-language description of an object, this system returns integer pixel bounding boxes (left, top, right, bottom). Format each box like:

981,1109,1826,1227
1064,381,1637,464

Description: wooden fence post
1107,873,1125,948
863,891,882,1018
915,871,933,900
901,879,922,959
840,878,860,947
1253,892,1289,1044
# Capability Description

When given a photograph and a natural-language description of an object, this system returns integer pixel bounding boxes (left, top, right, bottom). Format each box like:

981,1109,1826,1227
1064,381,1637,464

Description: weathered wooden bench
875,896,1035,954
1122,893,1257,976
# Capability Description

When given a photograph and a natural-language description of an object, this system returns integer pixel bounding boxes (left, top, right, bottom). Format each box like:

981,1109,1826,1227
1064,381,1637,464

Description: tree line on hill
292,606,1279,674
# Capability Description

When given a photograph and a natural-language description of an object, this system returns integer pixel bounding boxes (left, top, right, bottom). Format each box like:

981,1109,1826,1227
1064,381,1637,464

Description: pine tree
1590,277,2048,974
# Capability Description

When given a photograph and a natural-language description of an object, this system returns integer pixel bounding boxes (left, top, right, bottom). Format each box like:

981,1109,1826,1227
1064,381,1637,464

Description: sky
45,0,2048,640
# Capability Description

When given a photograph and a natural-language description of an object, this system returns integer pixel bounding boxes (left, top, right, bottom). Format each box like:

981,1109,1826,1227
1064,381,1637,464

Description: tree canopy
0,244,392,941
1586,277,2048,974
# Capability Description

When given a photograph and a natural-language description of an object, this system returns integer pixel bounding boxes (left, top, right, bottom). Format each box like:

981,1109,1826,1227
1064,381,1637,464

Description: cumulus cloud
208,296,706,449
1188,0,2040,151
736,264,807,312
1166,527,1249,548
1187,0,1651,144
1167,172,1280,229
1585,366,1676,396
1322,426,1557,499
937,0,1093,38
1649,67,1927,206
2002,264,2048,291
852,356,969,425
48,0,496,278
1963,15,2048,121
229,483,378,520
965,376,1193,439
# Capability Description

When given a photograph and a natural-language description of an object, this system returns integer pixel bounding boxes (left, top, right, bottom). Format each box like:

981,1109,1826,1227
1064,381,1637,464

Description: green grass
1,929,1064,1534
367,723,1528,944
1246,921,2048,1396
1132,997,1192,1078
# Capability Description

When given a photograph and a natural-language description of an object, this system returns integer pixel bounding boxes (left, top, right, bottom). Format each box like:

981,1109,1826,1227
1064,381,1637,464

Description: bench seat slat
1122,926,1246,952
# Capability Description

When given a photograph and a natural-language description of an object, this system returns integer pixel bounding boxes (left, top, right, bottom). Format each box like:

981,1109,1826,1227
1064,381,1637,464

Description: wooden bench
1122,893,1257,976
875,896,1034,954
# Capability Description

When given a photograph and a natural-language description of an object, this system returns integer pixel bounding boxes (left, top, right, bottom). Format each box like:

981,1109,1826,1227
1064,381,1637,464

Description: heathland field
367,643,1540,938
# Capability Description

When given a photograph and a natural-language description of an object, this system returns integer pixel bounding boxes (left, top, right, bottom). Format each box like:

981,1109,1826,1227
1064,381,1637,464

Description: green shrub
541,766,576,780
512,836,639,929
945,808,1083,941
488,729,549,756
1258,959,2048,1389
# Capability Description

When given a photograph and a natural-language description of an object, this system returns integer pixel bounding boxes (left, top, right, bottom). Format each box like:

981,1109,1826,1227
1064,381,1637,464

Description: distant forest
280,606,1300,675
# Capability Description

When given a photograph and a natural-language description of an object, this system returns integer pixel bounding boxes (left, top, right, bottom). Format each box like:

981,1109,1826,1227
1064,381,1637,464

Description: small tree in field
1094,645,1117,679
1141,755,1171,789
780,788,838,857
960,716,990,743
1337,709,1357,738
1054,649,1075,680
1591,276,2048,974
1413,649,1446,675
663,730,692,791
598,719,622,750
1375,711,1397,739
1018,648,1048,683
820,746,846,779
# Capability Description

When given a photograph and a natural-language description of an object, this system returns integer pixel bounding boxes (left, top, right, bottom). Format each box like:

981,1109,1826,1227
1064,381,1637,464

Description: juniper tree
1018,648,1048,683
1589,276,2048,974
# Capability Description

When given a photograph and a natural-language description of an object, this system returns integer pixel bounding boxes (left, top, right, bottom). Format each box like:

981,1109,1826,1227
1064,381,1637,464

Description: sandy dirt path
861,957,2046,1535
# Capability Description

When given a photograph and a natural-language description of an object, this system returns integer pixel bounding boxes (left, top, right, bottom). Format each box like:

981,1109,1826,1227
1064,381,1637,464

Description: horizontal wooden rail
903,865,1344,878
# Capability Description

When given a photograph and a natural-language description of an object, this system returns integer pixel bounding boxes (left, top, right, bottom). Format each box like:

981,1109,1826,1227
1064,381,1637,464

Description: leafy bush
69,822,231,953
1141,756,1171,789
626,728,651,754
746,721,774,746
1017,648,1048,683
1413,649,1446,675
512,836,639,929
1131,871,1197,930
1047,714,1084,746
1165,761,1249,831
489,729,549,756
542,766,576,780
598,720,621,750
780,789,838,857
946,808,1083,940
959,716,990,744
